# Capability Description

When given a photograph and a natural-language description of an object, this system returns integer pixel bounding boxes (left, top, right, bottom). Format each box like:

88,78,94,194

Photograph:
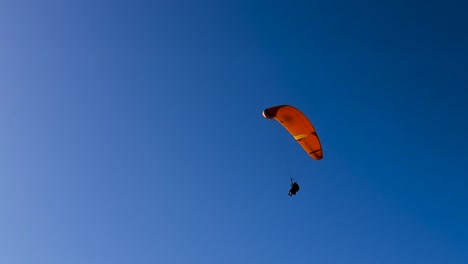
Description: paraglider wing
263,105,323,160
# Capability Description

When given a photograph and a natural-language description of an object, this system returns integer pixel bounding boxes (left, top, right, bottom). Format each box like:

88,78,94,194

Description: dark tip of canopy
262,108,274,119
262,105,283,119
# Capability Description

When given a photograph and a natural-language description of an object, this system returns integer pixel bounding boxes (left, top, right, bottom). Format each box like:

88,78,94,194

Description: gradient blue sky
1,0,467,263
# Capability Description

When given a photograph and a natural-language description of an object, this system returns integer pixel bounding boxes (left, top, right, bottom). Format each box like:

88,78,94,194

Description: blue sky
1,0,467,263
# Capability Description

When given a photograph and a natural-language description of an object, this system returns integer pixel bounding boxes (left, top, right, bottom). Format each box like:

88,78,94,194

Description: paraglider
262,105,323,196
288,178,300,196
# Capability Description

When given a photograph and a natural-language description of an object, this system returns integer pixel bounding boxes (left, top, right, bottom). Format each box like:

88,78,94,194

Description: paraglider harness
288,178,300,196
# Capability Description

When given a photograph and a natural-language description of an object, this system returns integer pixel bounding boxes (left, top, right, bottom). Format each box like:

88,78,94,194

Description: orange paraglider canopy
263,105,323,160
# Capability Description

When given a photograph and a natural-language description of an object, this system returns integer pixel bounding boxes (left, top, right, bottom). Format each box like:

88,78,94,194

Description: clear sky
1,0,467,263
